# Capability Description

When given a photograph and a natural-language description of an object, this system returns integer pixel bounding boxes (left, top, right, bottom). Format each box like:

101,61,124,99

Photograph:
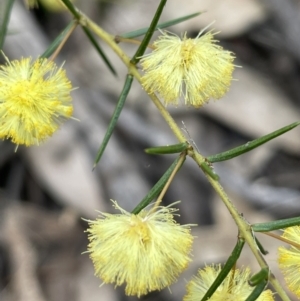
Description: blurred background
1,0,300,300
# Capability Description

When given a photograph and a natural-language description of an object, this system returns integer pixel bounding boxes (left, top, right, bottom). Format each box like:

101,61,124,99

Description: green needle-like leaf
93,75,133,168
120,12,202,39
200,238,245,301
81,26,117,76
245,280,268,301
207,121,300,163
145,142,189,155
0,0,15,50
59,0,80,19
131,0,167,64
252,216,300,232
254,236,269,255
41,20,77,59
59,0,116,76
131,155,185,214
200,161,219,181
249,268,269,286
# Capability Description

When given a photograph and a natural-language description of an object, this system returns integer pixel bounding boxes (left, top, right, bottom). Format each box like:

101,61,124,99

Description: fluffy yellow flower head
184,265,274,301
278,226,300,297
0,56,73,146
141,30,235,108
86,201,194,297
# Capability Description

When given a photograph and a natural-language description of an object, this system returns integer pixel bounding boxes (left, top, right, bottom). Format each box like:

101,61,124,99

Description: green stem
207,178,267,268
79,14,131,67
206,177,290,301
269,273,291,301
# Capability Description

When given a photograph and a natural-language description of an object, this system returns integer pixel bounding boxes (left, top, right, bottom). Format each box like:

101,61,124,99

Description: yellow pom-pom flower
140,30,235,108
0,56,73,146
184,265,274,301
85,201,194,297
278,226,300,297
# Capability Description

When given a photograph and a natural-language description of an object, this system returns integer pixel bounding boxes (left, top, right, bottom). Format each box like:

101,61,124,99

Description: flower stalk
151,151,186,212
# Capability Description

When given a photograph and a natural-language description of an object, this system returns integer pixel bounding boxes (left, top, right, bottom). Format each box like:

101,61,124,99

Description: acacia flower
0,56,73,146
140,30,235,108
85,201,194,297
184,265,274,301
278,226,300,297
